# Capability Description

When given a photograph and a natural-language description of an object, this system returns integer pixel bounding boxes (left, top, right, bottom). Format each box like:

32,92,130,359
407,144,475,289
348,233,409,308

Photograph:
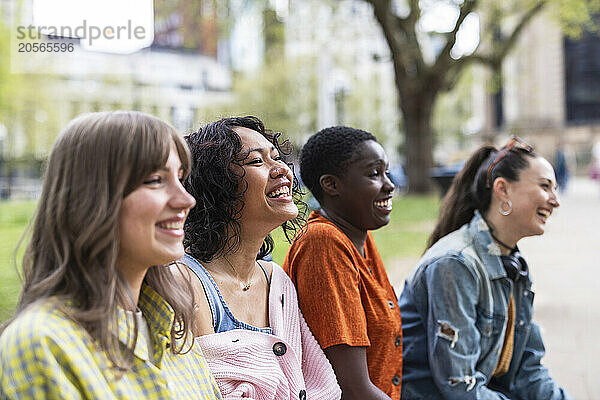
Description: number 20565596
18,42,74,52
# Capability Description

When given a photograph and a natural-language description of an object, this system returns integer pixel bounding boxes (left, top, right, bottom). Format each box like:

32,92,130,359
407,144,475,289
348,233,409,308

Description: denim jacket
399,211,572,400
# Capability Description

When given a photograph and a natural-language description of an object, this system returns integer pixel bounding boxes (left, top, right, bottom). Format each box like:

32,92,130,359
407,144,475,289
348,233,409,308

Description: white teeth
537,209,550,218
374,198,392,208
267,186,290,198
157,221,184,229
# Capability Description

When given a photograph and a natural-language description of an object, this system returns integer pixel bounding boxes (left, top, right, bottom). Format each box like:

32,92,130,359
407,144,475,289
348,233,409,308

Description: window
564,28,600,122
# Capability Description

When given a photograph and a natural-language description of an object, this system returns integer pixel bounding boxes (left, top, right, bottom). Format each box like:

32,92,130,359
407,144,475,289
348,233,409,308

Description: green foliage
551,0,600,37
263,7,285,64
0,21,18,123
196,56,319,145
0,16,59,169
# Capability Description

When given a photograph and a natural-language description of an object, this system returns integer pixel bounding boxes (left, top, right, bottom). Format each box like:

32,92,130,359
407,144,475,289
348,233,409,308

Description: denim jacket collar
469,210,510,282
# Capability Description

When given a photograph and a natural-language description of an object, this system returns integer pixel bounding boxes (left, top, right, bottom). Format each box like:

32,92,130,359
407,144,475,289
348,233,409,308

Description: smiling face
234,127,298,233
504,156,560,240
117,144,196,275
333,140,395,231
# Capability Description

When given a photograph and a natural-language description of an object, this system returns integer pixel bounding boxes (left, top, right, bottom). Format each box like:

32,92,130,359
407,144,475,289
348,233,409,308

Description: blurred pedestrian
554,140,569,192
284,126,402,400
399,136,572,399
0,111,222,399
590,142,600,188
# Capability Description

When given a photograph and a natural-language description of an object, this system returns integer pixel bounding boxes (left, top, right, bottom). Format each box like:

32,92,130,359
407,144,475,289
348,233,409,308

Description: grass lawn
0,201,36,323
0,195,440,323
270,195,440,282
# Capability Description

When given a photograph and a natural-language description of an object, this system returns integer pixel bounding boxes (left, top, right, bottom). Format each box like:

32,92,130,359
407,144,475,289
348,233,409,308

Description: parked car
429,162,464,197
389,164,409,195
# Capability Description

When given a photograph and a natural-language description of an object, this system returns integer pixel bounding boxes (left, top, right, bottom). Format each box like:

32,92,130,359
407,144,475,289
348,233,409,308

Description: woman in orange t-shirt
283,126,402,400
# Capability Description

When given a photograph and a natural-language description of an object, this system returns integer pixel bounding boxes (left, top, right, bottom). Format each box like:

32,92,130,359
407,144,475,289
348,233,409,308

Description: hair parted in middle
183,116,306,262
427,139,537,249
300,125,377,202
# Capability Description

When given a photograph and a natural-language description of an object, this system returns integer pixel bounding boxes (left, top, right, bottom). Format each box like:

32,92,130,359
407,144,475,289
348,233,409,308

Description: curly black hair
300,126,377,201
183,116,306,262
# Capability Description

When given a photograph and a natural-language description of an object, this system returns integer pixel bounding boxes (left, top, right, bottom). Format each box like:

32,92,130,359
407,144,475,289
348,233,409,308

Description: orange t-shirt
283,211,402,399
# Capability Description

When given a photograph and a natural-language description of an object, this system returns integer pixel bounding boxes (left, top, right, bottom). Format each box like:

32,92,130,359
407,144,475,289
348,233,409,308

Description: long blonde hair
15,111,195,369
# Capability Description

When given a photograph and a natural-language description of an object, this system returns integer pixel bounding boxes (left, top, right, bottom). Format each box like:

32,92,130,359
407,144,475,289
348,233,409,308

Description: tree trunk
401,92,435,194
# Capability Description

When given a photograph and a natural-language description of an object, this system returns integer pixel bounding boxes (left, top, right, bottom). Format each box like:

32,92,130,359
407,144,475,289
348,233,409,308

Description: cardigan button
392,375,400,386
395,336,402,347
299,389,306,400
387,300,395,309
273,342,287,356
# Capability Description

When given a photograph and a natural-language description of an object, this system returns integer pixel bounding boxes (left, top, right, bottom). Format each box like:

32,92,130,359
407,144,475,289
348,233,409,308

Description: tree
360,0,598,192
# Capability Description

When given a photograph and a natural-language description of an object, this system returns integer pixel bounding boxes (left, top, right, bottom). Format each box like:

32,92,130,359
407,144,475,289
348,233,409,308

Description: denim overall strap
181,253,272,334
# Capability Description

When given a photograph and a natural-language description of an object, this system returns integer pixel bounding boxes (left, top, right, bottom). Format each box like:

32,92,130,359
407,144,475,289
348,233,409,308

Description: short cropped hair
300,126,377,201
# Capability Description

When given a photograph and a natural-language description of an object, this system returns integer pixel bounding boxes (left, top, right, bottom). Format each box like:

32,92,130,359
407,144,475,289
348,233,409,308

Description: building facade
478,10,600,169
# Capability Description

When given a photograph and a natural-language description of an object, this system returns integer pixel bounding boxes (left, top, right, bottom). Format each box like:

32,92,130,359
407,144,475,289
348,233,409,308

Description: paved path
518,177,600,399
388,177,600,399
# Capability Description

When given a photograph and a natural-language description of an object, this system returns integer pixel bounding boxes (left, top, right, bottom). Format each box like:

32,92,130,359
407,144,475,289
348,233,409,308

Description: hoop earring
499,199,512,216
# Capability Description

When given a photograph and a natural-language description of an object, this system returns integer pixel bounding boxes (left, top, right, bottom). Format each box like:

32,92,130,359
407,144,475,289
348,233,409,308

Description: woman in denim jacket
399,137,572,399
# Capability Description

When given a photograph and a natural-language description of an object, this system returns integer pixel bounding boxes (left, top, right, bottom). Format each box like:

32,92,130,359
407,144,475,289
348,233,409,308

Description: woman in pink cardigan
174,116,341,400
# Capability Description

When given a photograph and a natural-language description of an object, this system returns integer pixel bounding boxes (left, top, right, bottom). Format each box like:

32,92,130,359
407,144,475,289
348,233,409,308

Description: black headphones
500,250,529,282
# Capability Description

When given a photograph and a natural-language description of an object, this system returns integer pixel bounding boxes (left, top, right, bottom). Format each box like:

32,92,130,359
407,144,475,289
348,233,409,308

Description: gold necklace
223,256,255,291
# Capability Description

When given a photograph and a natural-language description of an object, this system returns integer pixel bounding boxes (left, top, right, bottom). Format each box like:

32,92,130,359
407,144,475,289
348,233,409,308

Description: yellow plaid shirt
0,284,222,399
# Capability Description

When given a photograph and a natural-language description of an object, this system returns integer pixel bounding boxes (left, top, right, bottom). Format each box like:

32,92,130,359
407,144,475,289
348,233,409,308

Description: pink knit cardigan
196,264,341,400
